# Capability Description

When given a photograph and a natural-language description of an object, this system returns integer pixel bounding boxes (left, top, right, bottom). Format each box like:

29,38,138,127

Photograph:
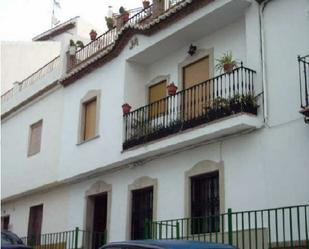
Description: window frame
27,119,43,157
78,90,101,144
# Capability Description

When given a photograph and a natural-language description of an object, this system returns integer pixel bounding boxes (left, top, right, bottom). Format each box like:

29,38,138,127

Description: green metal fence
21,227,107,249
145,204,309,249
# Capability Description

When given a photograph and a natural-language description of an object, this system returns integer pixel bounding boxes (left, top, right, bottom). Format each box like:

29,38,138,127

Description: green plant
215,51,238,72
75,40,84,49
69,39,75,46
105,17,114,29
69,40,84,49
119,6,126,14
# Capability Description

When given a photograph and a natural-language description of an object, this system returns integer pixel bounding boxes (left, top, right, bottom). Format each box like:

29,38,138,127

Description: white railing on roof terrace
1,56,60,103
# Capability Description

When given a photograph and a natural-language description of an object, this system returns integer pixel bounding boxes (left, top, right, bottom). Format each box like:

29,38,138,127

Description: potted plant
142,0,150,8
89,29,97,41
122,103,132,114
215,51,238,74
167,82,178,96
206,97,230,121
105,17,114,30
119,6,129,23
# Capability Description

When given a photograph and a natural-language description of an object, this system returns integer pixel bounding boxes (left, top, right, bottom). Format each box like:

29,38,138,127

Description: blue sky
0,0,141,41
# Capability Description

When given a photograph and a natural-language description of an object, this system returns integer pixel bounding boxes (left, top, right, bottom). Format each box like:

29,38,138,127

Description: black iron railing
298,55,309,119
123,63,258,150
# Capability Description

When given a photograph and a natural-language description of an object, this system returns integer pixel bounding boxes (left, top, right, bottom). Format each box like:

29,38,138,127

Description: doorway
131,187,153,240
27,204,43,246
91,193,107,249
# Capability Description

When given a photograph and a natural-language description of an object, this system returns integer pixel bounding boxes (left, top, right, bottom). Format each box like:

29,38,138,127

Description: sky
0,0,142,41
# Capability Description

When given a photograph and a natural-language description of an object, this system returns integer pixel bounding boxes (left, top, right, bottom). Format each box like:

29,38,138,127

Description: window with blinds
148,80,167,118
28,120,43,156
183,56,210,119
83,98,97,141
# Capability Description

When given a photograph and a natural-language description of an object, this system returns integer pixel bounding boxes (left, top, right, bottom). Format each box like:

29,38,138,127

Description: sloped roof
33,16,79,41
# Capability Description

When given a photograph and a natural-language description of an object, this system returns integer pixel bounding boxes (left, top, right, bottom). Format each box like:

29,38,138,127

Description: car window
1,232,23,245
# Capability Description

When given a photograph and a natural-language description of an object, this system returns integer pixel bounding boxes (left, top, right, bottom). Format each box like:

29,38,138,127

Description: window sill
77,135,100,146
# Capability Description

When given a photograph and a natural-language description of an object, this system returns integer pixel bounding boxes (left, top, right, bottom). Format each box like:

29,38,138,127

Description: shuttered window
28,120,43,156
183,56,210,89
83,98,97,140
148,80,167,117
183,57,210,119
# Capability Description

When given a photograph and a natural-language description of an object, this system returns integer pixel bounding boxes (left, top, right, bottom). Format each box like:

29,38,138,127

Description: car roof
102,240,235,249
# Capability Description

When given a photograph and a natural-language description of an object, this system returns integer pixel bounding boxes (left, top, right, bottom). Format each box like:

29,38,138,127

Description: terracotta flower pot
167,83,178,96
223,63,234,73
122,103,132,114
122,12,130,23
89,30,97,41
143,0,150,8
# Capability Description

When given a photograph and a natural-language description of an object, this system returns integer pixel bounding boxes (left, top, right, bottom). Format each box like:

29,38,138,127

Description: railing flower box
123,64,258,150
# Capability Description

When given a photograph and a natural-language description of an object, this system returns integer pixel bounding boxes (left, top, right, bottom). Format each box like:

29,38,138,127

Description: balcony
123,64,259,150
298,55,309,122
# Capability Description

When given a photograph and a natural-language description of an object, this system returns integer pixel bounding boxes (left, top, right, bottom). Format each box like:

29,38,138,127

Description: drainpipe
259,0,273,125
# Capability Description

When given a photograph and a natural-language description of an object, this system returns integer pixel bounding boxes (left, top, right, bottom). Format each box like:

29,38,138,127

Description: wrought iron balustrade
123,64,258,150
145,204,309,249
298,55,309,121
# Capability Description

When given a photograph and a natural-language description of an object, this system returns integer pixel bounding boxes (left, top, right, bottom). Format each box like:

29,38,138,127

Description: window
148,80,167,117
191,171,219,234
83,98,97,141
28,120,43,156
27,204,43,246
183,57,210,119
1,216,9,230
131,187,153,240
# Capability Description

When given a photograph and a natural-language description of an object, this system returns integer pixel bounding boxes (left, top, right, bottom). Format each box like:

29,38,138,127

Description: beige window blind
183,57,210,119
28,120,43,156
83,99,97,140
148,80,167,117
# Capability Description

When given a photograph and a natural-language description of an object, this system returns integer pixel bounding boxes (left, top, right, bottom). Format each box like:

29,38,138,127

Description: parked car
1,231,32,249
100,240,236,249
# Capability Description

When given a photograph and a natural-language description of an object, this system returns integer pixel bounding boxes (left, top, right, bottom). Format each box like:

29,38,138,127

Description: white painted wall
0,41,60,94
1,88,63,199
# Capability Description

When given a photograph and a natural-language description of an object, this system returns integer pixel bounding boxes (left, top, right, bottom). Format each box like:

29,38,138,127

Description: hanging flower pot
89,29,97,41
167,83,178,96
122,103,132,114
223,63,234,74
143,0,150,8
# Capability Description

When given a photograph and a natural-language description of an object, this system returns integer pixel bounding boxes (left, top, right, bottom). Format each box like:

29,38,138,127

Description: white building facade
1,0,309,249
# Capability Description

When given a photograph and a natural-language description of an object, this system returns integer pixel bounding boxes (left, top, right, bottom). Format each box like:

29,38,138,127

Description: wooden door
183,57,210,120
131,187,153,240
27,204,43,246
148,80,167,118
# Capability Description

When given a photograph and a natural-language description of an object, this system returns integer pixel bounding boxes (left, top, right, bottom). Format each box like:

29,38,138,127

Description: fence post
176,222,180,240
74,227,79,249
227,208,233,245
